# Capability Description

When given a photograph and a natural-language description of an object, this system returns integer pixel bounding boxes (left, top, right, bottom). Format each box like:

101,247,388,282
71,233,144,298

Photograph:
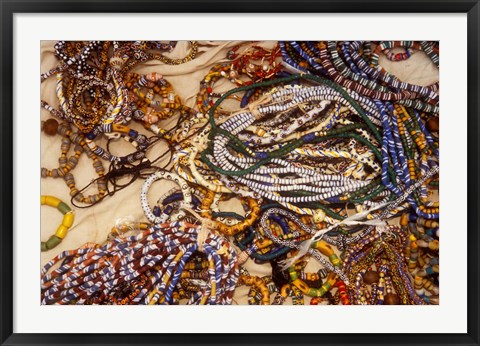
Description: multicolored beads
41,40,440,306
41,196,75,252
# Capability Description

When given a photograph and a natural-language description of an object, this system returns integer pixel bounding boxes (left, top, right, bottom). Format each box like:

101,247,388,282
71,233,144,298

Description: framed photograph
1,1,479,345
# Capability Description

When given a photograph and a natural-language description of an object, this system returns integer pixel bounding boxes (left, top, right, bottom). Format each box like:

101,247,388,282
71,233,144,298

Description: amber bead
363,270,380,285
426,116,439,132
299,61,309,68
43,118,59,136
383,293,401,305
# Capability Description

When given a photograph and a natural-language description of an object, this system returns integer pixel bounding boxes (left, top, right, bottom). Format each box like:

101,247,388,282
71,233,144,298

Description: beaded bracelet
41,195,75,252
288,269,337,298
246,275,278,305
154,187,204,225
234,222,290,263
141,170,192,224
199,189,260,236
271,283,305,305
237,275,271,305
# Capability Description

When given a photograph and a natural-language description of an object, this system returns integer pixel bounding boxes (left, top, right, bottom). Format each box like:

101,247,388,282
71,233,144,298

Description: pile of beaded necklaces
41,40,440,305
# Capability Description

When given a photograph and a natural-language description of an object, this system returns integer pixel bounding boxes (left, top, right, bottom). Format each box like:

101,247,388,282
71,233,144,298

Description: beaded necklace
40,40,441,306
369,40,439,68
259,207,348,283
41,221,239,305
341,226,424,305
344,41,439,105
204,78,384,211
280,41,439,113
402,214,439,304
41,121,107,206
196,43,282,117
141,170,193,224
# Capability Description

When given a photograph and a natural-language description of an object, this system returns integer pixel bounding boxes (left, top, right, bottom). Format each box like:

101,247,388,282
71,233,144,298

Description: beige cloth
40,41,438,304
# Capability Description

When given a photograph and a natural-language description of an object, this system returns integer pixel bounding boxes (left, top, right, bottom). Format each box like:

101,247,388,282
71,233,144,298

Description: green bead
329,254,341,267
350,184,385,203
57,202,71,215
308,288,317,297
41,242,48,252
289,272,298,281
46,235,62,250
318,286,326,297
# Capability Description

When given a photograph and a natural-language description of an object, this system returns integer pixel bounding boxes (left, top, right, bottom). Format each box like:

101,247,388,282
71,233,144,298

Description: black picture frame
1,1,479,345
